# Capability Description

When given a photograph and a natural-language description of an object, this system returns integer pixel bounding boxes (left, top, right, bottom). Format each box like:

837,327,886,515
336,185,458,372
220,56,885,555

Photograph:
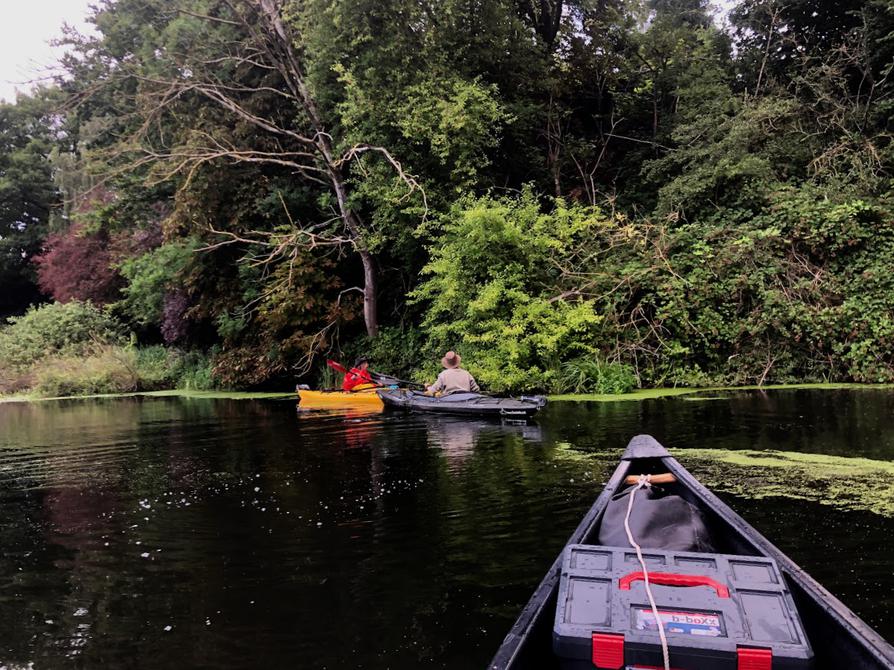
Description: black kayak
490,435,894,669
376,389,546,418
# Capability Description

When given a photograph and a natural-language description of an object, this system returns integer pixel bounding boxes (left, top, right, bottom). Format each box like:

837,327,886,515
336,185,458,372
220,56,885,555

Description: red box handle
619,571,730,598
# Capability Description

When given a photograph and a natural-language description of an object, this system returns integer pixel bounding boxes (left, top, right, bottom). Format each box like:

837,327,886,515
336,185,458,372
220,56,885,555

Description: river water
1,389,892,668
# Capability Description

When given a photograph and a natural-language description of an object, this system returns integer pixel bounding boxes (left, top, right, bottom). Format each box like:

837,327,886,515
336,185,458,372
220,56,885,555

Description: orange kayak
297,387,384,409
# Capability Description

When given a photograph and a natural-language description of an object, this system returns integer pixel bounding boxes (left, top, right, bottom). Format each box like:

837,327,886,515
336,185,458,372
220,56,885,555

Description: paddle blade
326,359,349,374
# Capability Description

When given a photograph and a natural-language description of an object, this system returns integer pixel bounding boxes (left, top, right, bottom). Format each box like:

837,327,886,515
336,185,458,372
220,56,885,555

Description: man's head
441,351,461,369
354,356,369,370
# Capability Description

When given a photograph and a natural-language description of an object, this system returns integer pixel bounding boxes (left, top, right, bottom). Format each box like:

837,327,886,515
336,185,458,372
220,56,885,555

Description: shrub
134,346,219,391
0,300,220,396
134,345,177,389
175,351,218,391
32,345,140,397
413,190,607,392
559,357,638,395
117,240,200,326
21,345,219,397
0,301,124,372
341,326,427,382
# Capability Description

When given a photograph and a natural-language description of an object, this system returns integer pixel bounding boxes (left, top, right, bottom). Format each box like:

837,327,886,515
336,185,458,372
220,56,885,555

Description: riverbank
0,389,297,404
4,382,894,404
550,382,894,402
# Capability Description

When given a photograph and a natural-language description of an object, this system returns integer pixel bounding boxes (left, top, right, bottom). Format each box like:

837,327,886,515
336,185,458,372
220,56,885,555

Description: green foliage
342,326,427,382
173,351,217,391
32,345,141,397
0,301,222,397
315,363,339,390
133,345,178,388
0,301,124,372
413,184,894,390
414,191,606,392
27,344,218,397
210,251,354,387
395,76,509,187
0,92,58,317
117,240,200,326
559,357,638,395
6,0,894,394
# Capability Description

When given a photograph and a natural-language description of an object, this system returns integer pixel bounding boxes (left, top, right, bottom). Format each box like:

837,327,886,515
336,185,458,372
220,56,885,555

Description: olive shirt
427,368,480,395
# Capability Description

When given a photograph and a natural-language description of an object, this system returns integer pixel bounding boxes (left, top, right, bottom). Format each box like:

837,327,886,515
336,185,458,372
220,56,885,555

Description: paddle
623,473,677,485
326,359,350,375
369,371,426,391
325,359,426,391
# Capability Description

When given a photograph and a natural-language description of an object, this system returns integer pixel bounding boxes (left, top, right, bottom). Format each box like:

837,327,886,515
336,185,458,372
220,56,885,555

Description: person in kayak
427,351,480,395
343,356,375,392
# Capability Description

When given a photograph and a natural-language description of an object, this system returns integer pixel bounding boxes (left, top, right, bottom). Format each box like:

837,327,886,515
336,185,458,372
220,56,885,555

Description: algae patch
552,441,603,464
682,449,894,517
0,390,296,404
550,382,894,403
549,388,701,402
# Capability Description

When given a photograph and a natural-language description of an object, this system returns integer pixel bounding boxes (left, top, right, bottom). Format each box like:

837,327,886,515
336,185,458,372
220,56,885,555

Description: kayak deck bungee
297,387,385,409
489,435,894,669
377,389,547,418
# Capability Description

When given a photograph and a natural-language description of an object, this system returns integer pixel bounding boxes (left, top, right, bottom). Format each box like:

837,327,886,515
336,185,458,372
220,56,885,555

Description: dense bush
414,188,894,390
413,191,606,392
117,240,199,327
9,343,220,397
32,345,141,397
132,345,176,387
0,302,220,397
341,326,427,382
173,351,217,390
559,358,638,395
0,301,124,371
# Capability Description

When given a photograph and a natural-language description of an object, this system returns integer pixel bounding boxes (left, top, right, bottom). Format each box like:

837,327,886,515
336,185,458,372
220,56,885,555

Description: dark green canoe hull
376,389,546,418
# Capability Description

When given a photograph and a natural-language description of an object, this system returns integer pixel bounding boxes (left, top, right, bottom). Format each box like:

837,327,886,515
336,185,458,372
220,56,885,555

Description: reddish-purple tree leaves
34,224,121,305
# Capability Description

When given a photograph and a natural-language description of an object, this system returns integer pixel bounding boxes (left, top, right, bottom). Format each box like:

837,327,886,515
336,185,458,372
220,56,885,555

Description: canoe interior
489,435,894,670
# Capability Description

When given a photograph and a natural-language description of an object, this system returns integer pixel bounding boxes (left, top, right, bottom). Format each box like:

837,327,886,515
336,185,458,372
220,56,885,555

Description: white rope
624,474,671,670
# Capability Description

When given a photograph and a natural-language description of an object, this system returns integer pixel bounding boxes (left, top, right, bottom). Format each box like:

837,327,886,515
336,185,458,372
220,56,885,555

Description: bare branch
177,8,241,26
340,143,429,218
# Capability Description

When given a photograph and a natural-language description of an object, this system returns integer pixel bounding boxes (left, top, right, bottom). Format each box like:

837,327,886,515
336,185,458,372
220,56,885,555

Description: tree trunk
326,164,379,337
360,250,378,337
252,0,383,336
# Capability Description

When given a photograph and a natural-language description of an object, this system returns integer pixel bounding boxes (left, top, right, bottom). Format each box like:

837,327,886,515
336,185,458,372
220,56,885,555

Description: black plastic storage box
553,545,813,670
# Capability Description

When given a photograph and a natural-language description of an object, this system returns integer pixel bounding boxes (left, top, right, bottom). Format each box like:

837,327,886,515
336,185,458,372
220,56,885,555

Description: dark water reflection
1,389,893,668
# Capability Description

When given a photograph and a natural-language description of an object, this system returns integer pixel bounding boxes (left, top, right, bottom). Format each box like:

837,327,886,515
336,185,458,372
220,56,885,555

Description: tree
62,0,426,337
516,0,566,48
0,94,58,316
34,223,121,304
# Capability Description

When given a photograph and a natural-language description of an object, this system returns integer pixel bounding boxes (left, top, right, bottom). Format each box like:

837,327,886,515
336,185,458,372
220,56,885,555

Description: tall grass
32,346,141,397
558,356,638,394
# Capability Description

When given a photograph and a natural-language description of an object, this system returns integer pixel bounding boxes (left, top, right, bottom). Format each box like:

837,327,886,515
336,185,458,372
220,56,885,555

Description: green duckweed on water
682,449,894,517
0,389,297,404
551,443,894,517
550,388,701,402
549,382,894,402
